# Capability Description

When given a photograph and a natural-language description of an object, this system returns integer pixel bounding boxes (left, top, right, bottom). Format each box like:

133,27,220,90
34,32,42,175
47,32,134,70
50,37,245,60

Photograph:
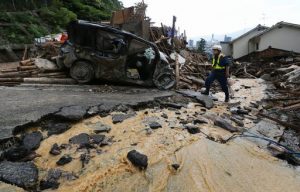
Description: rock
80,153,91,168
195,95,214,109
69,133,90,145
127,150,148,169
214,117,238,132
161,102,184,109
35,58,58,71
230,117,244,127
185,125,200,134
254,120,283,139
86,106,99,116
115,104,130,112
161,113,168,119
49,143,61,156
112,113,134,124
90,135,105,144
193,117,209,124
55,105,87,121
3,146,30,162
98,103,117,117
56,155,72,166
260,74,271,81
42,121,71,136
40,180,60,190
86,122,111,133
171,164,180,170
0,161,38,190
22,131,43,151
149,122,162,129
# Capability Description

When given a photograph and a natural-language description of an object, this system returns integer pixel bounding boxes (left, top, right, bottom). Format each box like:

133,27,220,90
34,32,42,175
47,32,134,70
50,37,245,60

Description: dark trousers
204,70,229,99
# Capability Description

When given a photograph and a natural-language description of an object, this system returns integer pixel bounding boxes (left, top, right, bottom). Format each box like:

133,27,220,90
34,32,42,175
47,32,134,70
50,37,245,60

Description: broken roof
231,24,269,43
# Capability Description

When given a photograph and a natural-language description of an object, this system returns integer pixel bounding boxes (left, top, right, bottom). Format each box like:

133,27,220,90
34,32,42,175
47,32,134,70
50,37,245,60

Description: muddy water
33,79,300,192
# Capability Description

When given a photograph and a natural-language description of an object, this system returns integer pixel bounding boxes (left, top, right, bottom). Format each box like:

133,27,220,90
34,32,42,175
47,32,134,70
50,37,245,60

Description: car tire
70,61,95,83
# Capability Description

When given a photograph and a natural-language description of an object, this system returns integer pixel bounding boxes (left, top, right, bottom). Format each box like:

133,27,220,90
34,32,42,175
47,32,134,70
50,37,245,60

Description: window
256,43,259,50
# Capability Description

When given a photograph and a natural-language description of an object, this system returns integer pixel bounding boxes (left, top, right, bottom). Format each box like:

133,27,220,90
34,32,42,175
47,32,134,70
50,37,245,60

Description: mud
1,78,300,191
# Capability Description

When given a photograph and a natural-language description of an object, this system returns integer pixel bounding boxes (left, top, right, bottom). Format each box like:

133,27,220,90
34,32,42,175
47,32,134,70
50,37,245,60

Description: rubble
22,131,43,151
0,161,38,190
127,150,148,169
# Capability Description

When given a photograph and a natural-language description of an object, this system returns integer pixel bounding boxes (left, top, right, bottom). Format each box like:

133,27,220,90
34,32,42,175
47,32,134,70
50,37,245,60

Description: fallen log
23,78,77,85
18,65,38,71
0,72,31,78
1,68,18,73
0,78,24,82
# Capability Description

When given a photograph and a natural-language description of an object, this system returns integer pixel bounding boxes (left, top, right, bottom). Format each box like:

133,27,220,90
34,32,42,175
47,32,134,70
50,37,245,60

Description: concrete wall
220,42,232,56
258,26,300,53
232,29,265,59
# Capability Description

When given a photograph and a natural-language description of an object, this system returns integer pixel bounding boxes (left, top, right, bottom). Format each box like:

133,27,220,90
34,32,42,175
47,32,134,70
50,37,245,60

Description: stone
0,161,38,190
69,133,90,145
49,143,61,156
149,122,162,129
260,74,271,81
254,120,283,139
40,180,60,190
161,102,184,109
127,150,148,169
55,105,87,121
56,155,72,166
171,164,180,170
86,122,111,133
22,131,43,151
230,117,244,127
98,103,117,117
112,113,134,124
86,106,99,116
214,117,238,132
3,146,30,162
185,125,200,134
193,117,209,124
196,95,214,109
90,135,105,144
161,113,168,119
42,121,71,136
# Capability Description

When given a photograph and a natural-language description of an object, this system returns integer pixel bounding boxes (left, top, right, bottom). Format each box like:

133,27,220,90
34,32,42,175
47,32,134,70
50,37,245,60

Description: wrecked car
57,20,175,90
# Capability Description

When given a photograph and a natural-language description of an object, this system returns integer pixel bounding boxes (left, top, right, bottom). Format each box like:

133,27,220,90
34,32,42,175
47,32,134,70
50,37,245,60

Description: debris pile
0,58,75,86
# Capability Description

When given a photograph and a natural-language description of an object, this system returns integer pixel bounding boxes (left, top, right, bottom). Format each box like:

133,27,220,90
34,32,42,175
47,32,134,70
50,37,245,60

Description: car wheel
70,61,95,83
153,68,176,90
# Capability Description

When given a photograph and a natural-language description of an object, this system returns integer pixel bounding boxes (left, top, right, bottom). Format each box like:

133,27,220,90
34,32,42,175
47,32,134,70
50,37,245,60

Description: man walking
202,45,230,102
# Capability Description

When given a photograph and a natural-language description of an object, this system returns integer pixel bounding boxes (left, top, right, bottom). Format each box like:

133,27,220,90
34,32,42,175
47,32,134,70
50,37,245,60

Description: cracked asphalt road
0,84,174,140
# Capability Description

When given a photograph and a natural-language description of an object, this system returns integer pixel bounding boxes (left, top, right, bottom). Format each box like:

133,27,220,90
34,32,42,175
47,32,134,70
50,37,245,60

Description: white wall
232,29,265,59
220,43,232,56
258,26,300,53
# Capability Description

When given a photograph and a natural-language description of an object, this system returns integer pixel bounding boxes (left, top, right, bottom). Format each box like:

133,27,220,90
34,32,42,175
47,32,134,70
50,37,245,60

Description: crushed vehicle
57,20,175,90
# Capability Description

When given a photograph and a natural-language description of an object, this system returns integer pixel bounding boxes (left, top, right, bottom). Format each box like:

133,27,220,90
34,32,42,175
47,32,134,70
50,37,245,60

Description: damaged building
223,21,300,60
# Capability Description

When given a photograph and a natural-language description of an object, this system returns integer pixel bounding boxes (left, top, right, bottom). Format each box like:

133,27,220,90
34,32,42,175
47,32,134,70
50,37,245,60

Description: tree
197,38,206,53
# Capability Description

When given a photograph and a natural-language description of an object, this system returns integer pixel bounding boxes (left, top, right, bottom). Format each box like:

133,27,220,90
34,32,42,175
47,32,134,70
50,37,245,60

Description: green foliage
0,0,123,44
197,38,207,53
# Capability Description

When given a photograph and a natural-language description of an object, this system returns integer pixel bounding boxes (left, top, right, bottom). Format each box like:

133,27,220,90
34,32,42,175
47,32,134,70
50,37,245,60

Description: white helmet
212,45,222,51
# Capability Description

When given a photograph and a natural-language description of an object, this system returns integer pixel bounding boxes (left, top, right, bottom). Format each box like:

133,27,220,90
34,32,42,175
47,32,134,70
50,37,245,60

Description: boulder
22,131,43,151
127,150,148,169
149,122,162,129
42,121,71,136
69,133,90,145
56,155,72,166
55,105,87,121
49,143,61,156
112,113,134,124
3,146,30,162
0,161,38,190
86,122,111,133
